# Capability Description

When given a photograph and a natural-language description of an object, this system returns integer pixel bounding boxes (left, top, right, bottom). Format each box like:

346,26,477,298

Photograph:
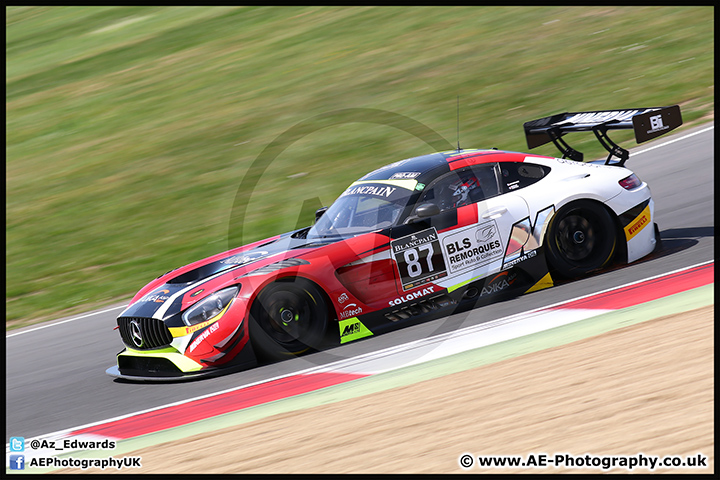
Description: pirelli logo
624,205,651,241
169,317,218,337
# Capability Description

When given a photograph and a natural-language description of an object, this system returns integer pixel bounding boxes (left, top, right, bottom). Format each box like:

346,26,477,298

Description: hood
119,228,337,321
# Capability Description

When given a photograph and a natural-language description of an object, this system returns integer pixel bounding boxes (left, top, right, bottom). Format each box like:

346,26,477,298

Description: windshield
307,182,416,238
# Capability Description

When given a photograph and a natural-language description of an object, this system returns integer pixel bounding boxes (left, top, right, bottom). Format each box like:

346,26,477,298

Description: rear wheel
248,279,328,362
546,200,618,279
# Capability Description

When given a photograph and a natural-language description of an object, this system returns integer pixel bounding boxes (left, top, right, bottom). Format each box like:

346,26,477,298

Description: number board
391,227,448,291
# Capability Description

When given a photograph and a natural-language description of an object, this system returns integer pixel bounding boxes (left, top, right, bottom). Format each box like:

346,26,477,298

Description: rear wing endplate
523,105,682,166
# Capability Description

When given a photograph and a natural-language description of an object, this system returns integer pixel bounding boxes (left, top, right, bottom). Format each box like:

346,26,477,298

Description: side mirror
415,203,440,218
314,206,328,224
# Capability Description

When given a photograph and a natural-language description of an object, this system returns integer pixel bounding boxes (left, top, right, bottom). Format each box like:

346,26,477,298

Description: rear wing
523,105,682,166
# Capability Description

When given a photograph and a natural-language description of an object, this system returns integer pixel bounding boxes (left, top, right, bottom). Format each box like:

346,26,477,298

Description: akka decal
388,286,436,307
441,222,503,275
480,271,518,297
139,289,170,303
338,293,349,304
391,228,448,291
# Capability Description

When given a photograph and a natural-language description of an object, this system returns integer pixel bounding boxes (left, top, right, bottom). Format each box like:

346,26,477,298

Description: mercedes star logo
130,320,143,348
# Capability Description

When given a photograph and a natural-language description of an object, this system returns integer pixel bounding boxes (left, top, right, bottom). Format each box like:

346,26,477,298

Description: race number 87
391,228,448,290
404,244,434,277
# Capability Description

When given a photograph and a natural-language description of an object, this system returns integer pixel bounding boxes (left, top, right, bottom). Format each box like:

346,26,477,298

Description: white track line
6,305,127,338
631,125,713,156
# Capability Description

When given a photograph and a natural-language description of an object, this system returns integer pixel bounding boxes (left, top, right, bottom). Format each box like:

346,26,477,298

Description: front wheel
546,200,618,279
248,278,328,362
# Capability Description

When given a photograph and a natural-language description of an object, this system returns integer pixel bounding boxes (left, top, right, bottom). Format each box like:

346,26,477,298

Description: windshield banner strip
348,179,418,191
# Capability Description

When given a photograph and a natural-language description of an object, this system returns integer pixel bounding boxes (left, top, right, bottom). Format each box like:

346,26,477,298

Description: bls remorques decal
441,221,503,275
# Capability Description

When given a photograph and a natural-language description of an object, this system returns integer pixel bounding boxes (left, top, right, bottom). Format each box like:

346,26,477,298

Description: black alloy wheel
546,200,618,279
249,278,329,362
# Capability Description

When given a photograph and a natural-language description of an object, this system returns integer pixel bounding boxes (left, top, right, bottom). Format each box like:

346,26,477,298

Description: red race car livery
107,106,681,381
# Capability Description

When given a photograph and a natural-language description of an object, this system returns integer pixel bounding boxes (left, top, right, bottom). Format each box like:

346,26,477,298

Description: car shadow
637,225,713,262
553,225,713,286
659,226,714,239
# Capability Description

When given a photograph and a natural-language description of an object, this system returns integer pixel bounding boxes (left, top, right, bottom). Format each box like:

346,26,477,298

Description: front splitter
105,364,247,383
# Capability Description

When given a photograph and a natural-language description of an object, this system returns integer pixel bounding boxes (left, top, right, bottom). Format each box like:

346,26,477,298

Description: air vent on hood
293,241,334,249
167,263,236,284
240,258,310,277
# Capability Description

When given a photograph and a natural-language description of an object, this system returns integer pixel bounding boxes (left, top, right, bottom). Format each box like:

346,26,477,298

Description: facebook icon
10,454,25,470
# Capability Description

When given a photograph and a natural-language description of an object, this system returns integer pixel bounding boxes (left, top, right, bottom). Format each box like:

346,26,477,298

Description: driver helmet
450,175,480,208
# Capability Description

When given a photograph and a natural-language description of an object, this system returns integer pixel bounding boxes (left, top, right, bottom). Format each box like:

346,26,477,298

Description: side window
418,164,500,213
499,162,549,192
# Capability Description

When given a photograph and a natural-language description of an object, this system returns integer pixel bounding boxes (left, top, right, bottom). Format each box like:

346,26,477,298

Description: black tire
546,200,618,279
248,278,329,362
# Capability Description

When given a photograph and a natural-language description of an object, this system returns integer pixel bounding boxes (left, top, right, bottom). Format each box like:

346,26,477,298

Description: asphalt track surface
6,123,714,440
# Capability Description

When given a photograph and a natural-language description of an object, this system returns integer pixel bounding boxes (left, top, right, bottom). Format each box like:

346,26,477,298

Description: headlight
182,286,239,326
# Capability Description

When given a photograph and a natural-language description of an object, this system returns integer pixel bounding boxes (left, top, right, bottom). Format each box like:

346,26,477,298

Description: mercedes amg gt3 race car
107,105,682,381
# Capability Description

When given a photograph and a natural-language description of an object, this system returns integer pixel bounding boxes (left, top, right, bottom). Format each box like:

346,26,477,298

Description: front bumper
107,343,257,382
